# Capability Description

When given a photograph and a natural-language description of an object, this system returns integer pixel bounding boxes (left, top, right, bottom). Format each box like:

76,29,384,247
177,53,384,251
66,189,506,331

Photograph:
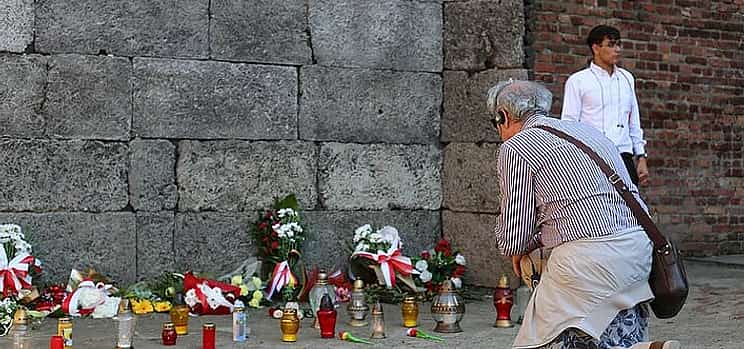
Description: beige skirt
513,228,654,349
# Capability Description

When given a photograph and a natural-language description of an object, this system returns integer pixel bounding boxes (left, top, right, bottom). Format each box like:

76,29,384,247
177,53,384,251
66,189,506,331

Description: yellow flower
250,277,262,289
248,298,261,308
231,275,243,286
153,300,172,312
131,299,154,314
240,285,249,297
252,290,263,301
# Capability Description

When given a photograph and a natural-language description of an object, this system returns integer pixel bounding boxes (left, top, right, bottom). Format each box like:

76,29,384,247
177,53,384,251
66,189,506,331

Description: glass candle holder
202,323,216,349
169,304,190,335
401,296,419,328
431,280,465,333
280,308,300,342
369,302,386,339
317,294,337,339
347,279,369,327
161,322,177,346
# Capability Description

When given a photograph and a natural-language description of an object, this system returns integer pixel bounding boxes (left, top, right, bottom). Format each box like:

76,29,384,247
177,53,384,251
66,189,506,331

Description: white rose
455,254,466,266
78,288,106,309
451,277,462,289
368,233,382,243
419,270,432,283
415,260,428,272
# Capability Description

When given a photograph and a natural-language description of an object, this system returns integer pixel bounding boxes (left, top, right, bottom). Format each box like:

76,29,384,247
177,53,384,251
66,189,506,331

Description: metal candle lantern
430,280,465,333
347,279,369,327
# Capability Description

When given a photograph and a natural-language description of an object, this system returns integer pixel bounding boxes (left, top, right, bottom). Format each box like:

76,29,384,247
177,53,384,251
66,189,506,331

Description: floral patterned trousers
542,303,649,349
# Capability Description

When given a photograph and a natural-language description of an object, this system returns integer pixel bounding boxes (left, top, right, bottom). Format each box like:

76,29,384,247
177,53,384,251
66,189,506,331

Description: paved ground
1,259,742,348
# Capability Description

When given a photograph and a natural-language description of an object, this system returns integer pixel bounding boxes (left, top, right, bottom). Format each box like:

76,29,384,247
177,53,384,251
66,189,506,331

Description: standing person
561,25,649,186
487,79,679,349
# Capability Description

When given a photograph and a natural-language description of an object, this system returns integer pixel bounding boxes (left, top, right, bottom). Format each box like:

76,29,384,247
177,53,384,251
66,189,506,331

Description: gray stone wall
0,0,523,287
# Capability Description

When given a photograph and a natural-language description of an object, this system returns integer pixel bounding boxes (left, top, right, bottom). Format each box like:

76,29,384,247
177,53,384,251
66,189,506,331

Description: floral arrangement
250,194,309,303
0,224,43,335
121,272,183,314
183,272,240,315
411,239,467,297
349,225,415,292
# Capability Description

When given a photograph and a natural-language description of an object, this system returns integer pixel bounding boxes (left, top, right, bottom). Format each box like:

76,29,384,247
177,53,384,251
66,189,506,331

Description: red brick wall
529,0,744,256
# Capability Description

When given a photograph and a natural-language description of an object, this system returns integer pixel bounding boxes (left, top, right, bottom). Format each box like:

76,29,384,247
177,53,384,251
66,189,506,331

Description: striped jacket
495,115,648,256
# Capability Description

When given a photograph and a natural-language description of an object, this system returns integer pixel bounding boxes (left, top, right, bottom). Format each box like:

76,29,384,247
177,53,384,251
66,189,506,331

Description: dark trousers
621,152,639,185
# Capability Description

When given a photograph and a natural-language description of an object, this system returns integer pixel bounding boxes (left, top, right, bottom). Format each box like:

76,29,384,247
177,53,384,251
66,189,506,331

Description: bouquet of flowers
349,225,415,292
411,239,467,298
250,194,309,303
0,224,43,335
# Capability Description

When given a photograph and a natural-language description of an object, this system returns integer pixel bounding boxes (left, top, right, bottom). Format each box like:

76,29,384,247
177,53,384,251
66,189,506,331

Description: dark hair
586,25,621,55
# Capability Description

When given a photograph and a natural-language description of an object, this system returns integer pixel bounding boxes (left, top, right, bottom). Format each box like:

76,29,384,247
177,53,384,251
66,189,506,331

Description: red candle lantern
493,275,514,328
202,323,216,349
316,294,337,338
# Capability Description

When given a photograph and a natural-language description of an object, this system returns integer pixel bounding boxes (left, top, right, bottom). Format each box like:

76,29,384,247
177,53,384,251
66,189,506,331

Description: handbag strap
533,125,670,252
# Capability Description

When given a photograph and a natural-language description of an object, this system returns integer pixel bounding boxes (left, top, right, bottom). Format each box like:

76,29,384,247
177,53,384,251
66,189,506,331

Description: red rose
258,222,268,230
435,239,451,254
271,230,278,238
264,211,273,219
271,241,280,250
420,250,431,259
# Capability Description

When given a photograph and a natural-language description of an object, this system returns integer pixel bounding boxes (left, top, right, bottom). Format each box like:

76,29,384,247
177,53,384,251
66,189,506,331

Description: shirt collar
590,61,618,79
521,115,547,130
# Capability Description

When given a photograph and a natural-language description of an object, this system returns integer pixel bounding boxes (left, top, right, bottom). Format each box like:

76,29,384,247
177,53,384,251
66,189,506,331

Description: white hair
486,80,552,122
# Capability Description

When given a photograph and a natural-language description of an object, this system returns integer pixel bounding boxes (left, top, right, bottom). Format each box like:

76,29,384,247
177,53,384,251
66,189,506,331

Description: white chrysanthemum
184,289,198,307
415,260,428,272
455,254,466,266
419,270,432,283
368,233,382,243
277,208,297,218
451,277,462,289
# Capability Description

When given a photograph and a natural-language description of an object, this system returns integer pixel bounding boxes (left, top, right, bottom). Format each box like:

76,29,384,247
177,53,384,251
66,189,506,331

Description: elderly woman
487,80,679,349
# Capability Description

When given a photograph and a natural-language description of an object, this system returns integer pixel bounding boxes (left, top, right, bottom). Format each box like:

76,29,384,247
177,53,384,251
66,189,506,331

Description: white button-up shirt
561,62,647,156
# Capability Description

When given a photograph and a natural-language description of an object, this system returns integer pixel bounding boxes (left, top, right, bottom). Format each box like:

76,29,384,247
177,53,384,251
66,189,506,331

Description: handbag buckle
609,173,621,184
657,243,672,255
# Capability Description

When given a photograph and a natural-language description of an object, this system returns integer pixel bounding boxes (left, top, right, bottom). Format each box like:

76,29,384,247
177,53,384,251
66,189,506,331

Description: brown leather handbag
536,125,689,319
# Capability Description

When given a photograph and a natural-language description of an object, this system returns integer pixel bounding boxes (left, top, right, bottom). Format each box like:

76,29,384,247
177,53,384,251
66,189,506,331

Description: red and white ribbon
267,260,297,299
0,249,40,297
352,244,413,288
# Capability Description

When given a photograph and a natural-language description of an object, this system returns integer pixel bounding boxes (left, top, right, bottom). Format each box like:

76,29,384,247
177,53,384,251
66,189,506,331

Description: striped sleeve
494,142,539,256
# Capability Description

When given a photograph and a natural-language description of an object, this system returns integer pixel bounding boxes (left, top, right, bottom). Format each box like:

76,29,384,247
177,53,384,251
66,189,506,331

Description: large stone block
442,210,515,287
443,142,501,212
136,212,175,281
300,66,441,144
133,58,297,139
45,54,131,140
36,0,208,57
442,69,528,142
303,210,441,270
175,212,254,275
0,213,137,285
0,0,33,52
309,0,442,72
444,0,524,71
129,139,177,211
211,0,311,65
319,143,442,210
0,55,47,138
0,140,129,211
178,141,318,211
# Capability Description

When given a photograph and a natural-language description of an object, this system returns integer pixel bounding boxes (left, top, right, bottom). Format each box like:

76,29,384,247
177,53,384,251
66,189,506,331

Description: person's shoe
649,340,681,349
